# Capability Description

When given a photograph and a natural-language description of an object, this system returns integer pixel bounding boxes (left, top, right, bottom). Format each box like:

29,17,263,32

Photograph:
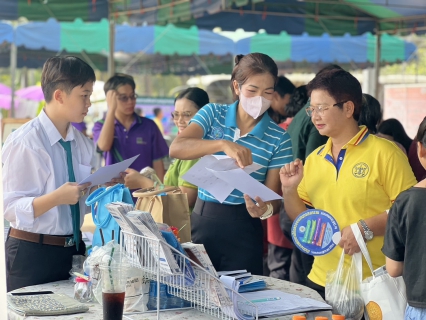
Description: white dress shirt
2,110,96,235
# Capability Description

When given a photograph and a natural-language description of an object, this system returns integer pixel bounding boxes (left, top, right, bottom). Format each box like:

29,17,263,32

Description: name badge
136,137,146,145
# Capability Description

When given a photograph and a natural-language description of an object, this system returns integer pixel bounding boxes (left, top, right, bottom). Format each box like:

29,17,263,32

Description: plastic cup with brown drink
100,265,128,320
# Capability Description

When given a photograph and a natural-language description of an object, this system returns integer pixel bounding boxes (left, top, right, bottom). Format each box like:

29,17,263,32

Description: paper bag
133,187,191,243
350,224,407,320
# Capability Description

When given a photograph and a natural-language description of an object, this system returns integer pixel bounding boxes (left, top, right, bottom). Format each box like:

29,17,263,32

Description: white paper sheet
79,155,139,186
209,168,281,202
182,155,262,203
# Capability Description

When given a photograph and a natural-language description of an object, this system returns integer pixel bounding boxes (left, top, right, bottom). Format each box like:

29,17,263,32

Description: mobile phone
11,291,54,296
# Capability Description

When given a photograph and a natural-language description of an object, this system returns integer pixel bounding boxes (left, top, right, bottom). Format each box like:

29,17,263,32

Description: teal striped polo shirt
190,101,293,205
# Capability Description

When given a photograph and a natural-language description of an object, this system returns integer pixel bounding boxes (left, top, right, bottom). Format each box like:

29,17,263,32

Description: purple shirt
93,114,169,171
72,121,87,132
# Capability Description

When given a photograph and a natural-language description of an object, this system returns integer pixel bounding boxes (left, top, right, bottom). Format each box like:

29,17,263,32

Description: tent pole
108,2,115,77
374,24,381,100
10,42,17,118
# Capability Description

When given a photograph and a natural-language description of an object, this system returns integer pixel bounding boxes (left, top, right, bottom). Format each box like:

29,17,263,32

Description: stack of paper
238,290,332,317
105,203,180,275
182,243,233,310
218,270,266,293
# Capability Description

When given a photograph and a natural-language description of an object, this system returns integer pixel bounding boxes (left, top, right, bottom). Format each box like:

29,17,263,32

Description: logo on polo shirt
136,137,146,145
352,162,369,178
211,127,224,140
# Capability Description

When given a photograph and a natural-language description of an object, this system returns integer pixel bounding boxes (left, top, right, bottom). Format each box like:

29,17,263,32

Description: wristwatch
359,219,374,241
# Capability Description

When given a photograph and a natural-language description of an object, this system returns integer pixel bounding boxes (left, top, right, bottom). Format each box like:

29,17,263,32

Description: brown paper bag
133,187,191,243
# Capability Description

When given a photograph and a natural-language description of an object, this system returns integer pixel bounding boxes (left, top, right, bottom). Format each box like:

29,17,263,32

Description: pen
308,219,316,243
317,222,327,247
250,297,281,303
312,217,322,244
302,220,312,243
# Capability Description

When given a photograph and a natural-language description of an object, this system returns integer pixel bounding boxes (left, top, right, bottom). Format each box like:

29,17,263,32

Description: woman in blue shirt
170,53,293,275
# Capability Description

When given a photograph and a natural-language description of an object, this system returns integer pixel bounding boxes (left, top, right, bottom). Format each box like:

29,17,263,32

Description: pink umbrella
0,94,19,110
0,83,11,95
15,85,44,101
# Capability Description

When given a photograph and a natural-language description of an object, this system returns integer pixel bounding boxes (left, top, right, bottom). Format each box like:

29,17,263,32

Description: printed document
79,155,139,186
182,155,281,203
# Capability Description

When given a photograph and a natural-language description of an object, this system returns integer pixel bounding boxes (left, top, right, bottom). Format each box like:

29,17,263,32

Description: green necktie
58,140,80,250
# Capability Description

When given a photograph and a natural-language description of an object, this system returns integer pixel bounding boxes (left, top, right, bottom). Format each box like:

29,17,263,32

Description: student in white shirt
3,56,106,291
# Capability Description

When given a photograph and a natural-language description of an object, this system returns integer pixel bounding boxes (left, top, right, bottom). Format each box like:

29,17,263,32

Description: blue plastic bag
85,184,134,248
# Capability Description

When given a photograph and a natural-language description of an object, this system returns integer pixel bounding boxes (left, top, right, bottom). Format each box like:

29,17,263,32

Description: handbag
86,183,134,248
350,223,407,320
133,187,191,243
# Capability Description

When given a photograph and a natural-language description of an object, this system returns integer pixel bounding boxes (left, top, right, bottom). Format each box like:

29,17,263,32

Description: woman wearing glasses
280,68,416,298
124,87,210,209
169,53,293,275
93,74,169,180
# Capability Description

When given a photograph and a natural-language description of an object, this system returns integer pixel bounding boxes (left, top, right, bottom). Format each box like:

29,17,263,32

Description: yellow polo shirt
298,126,416,286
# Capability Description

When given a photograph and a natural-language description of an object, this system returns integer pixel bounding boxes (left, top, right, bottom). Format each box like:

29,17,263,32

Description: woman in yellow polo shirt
280,69,416,298
124,87,209,209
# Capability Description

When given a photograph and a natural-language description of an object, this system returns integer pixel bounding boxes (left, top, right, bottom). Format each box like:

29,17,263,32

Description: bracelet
257,203,273,220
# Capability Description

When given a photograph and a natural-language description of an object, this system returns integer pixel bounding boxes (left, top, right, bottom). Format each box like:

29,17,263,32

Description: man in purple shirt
93,74,168,180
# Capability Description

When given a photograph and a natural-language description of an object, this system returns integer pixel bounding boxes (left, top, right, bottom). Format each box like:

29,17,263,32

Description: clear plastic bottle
73,277,92,303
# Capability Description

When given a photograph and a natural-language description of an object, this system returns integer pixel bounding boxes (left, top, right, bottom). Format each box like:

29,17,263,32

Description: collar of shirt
317,125,370,158
39,109,76,146
224,101,272,139
114,113,142,129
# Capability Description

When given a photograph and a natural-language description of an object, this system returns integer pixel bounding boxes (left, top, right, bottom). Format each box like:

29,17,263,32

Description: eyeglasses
117,94,138,102
171,111,192,120
305,101,348,117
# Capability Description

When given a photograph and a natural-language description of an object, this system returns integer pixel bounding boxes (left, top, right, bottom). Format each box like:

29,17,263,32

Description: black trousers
5,231,86,292
267,244,292,280
191,198,263,275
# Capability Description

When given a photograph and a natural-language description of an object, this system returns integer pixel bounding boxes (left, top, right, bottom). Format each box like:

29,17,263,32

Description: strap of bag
350,223,375,277
85,183,125,206
132,186,179,198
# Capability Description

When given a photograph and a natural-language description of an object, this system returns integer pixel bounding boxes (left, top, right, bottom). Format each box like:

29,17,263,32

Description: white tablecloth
8,276,332,320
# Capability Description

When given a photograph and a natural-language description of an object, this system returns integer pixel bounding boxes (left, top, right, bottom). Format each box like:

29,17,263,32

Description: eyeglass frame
117,93,138,102
171,111,193,120
305,100,348,117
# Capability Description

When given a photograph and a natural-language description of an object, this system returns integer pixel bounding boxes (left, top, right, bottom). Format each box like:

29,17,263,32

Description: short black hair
307,69,362,121
104,73,135,94
358,94,382,134
378,118,413,153
175,87,210,110
417,117,426,148
275,76,295,98
285,85,308,118
153,108,162,117
317,64,343,75
41,56,96,103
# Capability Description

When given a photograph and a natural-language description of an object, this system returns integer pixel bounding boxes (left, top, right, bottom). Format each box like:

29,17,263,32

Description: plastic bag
84,240,150,312
325,251,364,320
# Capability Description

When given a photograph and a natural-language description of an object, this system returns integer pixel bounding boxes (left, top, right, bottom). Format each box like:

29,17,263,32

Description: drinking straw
99,229,105,246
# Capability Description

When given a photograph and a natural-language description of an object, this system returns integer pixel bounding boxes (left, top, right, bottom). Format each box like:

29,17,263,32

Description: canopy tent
0,0,108,21
0,19,416,63
236,32,417,63
112,0,426,35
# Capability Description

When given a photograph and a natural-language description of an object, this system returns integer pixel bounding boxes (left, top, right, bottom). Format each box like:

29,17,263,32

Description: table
8,276,332,320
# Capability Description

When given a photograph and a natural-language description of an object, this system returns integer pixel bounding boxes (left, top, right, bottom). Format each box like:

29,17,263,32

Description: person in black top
382,116,426,319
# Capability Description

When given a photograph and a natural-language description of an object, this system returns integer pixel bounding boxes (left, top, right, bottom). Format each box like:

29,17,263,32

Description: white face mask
239,92,271,119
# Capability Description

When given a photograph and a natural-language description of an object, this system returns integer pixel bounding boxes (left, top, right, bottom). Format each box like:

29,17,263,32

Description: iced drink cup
100,265,127,320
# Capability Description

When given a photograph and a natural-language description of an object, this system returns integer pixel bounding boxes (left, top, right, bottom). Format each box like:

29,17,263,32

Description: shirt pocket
78,164,92,182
